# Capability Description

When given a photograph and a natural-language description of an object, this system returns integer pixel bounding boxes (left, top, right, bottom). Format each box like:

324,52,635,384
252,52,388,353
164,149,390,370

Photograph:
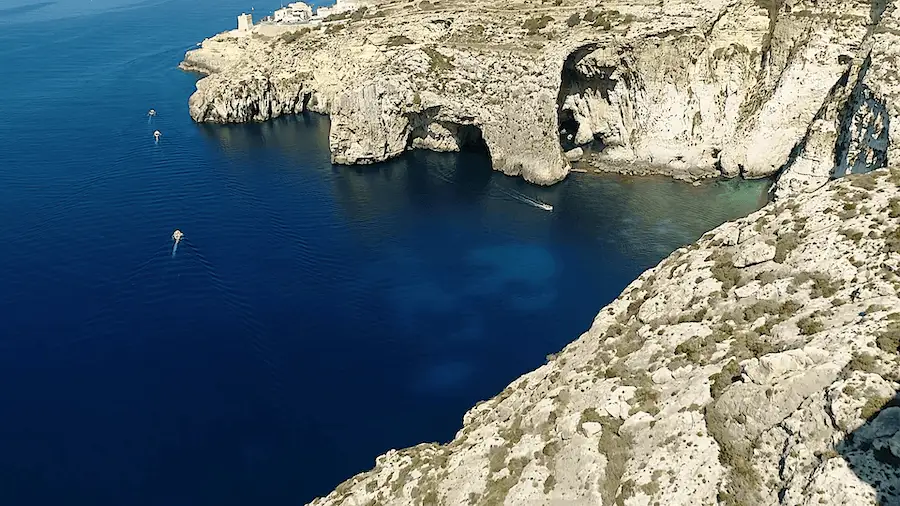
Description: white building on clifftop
315,0,358,20
273,2,313,23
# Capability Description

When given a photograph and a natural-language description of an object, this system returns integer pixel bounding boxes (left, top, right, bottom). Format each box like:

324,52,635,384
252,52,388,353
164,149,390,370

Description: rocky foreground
306,168,900,505
183,0,899,190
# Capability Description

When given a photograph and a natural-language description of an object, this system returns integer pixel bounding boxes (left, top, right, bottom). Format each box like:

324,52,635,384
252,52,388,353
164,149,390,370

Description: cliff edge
183,0,900,189
307,168,900,505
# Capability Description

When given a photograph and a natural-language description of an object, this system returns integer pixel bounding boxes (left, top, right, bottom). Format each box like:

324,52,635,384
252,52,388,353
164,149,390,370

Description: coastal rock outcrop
307,167,900,505
183,0,900,189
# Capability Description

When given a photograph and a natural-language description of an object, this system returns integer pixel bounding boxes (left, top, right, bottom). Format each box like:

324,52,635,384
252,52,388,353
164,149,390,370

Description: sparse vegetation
710,359,741,399
838,202,859,220
677,306,709,323
860,396,891,420
481,456,529,505
711,252,741,290
615,325,643,357
849,172,878,190
845,352,878,374
566,13,581,27
885,226,900,254
797,316,825,336
596,416,629,505
730,330,778,360
522,15,553,34
810,273,840,299
350,6,368,21
487,445,508,473
630,376,660,415
278,28,310,43
889,197,900,218
543,474,556,493
876,316,900,353
386,34,414,46
755,271,777,284
774,232,799,263
839,228,864,243
707,407,760,506
675,332,720,363
422,46,454,73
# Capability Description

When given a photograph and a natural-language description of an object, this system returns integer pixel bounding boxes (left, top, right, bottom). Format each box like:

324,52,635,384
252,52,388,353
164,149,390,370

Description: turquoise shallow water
0,1,770,504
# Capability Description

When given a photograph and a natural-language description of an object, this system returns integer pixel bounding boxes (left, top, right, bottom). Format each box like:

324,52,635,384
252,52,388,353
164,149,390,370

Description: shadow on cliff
837,389,900,504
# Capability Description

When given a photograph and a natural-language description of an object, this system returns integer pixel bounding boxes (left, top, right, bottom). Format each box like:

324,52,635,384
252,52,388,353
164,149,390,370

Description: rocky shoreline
574,152,724,183
307,167,900,506
182,0,898,191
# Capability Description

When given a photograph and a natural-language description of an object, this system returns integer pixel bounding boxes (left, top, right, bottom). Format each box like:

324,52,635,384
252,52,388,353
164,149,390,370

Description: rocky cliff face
306,167,900,506
183,0,899,189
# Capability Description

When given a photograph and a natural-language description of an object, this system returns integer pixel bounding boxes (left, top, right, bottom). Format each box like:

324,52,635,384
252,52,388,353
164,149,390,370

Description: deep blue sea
0,1,769,504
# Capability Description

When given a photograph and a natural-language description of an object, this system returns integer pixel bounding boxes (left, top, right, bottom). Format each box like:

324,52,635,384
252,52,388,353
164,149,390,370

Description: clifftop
183,0,899,190
308,168,900,505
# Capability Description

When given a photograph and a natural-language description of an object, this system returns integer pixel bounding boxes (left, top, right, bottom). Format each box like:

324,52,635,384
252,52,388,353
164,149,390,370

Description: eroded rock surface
184,0,900,188
307,168,900,505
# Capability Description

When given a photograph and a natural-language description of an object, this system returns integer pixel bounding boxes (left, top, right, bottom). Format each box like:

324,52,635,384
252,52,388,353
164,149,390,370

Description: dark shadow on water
196,113,332,161
838,390,900,504
197,113,494,196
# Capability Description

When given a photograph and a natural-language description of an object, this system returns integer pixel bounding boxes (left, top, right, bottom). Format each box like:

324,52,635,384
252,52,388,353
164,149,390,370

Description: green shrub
677,306,708,323
797,316,825,335
386,34,414,46
885,227,900,254
731,330,777,358
711,254,741,291
596,415,629,505
278,28,310,43
809,273,840,299
522,15,553,34
615,326,643,357
755,271,777,284
849,172,877,190
840,228,864,243
422,46,453,72
846,352,878,373
350,6,368,21
566,13,581,26
888,198,900,218
889,167,900,185
543,474,556,493
583,8,597,22
630,381,660,415
675,334,717,363
876,320,900,353
709,359,741,399
774,232,799,263
860,396,891,419
487,445,508,473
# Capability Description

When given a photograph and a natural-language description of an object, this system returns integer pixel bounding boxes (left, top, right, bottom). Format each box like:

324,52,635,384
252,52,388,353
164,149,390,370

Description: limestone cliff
307,168,900,505
183,0,899,189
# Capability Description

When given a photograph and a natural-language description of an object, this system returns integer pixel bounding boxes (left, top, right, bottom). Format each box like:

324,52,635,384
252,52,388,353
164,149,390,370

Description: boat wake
425,166,553,211
493,185,553,212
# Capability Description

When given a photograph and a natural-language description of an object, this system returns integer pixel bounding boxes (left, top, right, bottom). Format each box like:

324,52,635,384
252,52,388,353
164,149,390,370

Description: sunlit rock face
183,0,898,190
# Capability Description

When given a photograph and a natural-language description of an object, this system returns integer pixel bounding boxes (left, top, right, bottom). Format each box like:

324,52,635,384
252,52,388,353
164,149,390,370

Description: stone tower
237,13,253,32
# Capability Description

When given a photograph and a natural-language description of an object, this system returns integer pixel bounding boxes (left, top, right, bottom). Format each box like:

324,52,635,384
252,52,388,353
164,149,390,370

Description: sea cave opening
556,44,618,162
406,115,493,189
